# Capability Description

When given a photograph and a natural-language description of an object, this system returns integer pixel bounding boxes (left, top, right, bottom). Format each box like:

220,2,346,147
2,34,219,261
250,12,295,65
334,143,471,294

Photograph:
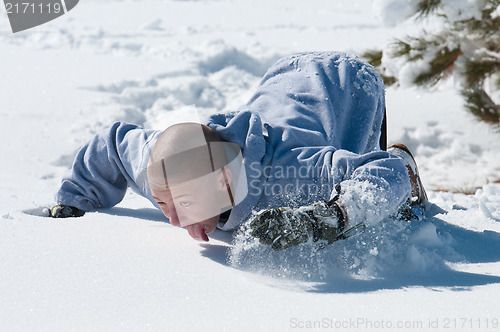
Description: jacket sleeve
330,149,412,227
55,122,160,211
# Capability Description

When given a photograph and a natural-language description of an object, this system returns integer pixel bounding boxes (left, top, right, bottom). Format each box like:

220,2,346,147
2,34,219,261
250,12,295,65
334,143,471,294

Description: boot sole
388,143,428,206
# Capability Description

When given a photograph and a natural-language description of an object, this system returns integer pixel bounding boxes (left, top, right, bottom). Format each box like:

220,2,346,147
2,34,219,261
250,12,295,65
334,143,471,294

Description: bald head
147,123,228,190
149,123,222,162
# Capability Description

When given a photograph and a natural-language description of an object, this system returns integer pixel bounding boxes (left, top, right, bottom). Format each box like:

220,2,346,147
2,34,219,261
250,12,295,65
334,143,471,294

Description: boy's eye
179,201,191,207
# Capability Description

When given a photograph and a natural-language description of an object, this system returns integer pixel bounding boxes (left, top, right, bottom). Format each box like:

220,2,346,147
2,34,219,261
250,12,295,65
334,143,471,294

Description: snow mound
62,43,278,150
229,215,451,282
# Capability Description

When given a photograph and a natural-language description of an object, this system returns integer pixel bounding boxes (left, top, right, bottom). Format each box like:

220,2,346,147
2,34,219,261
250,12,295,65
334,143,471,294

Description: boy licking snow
146,122,239,241
50,52,427,250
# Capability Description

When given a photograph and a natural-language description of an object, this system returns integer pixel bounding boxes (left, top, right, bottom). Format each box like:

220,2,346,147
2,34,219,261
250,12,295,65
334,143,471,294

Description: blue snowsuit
56,52,411,230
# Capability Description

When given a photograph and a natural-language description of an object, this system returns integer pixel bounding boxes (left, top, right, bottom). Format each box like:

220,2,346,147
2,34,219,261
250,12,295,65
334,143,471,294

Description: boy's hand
249,208,313,250
249,201,344,250
49,205,85,218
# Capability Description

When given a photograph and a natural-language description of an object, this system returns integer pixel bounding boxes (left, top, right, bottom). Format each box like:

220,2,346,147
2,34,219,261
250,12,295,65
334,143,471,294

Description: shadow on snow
45,204,500,294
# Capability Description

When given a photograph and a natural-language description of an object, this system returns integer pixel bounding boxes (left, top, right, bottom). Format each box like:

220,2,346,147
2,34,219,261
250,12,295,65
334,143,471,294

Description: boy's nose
169,215,181,227
166,208,181,227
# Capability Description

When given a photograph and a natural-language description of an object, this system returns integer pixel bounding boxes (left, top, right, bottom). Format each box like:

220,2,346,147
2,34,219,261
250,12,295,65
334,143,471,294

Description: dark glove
249,200,345,251
249,207,314,250
49,205,85,218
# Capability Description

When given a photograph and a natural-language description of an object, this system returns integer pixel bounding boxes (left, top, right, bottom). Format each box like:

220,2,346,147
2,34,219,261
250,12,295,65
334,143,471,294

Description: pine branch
390,31,462,86
415,0,442,19
360,49,398,86
391,36,427,61
462,55,500,88
379,0,500,127
361,49,383,67
455,10,500,42
462,87,500,125
414,46,462,86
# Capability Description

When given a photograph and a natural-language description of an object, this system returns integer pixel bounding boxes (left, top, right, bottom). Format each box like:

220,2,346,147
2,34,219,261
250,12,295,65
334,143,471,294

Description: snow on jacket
56,52,411,230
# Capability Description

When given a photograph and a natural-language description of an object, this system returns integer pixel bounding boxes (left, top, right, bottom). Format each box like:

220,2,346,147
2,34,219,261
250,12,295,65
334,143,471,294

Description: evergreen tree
364,0,500,126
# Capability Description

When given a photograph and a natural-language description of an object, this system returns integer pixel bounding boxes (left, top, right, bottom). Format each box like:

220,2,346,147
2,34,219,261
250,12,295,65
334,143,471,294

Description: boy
51,52,427,250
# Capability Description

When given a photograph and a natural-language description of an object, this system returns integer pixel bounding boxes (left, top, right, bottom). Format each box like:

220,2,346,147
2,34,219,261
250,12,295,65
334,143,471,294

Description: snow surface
1,0,500,331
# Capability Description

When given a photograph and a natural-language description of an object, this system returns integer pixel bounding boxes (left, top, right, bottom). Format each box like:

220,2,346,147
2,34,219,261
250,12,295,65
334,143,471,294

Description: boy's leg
254,52,387,153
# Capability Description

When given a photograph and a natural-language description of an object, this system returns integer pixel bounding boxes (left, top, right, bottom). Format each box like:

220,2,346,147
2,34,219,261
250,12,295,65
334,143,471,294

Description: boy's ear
217,167,232,191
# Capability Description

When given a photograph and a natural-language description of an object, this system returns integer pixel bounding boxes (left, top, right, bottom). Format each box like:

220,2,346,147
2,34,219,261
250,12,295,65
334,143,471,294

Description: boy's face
150,169,232,242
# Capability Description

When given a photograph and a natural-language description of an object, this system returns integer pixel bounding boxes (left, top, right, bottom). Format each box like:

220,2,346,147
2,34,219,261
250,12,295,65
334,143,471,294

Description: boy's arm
330,149,412,227
53,122,160,216
248,149,412,250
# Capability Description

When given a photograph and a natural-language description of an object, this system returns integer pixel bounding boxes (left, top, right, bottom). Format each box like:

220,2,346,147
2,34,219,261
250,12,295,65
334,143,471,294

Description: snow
1,0,500,331
439,0,485,21
372,0,418,27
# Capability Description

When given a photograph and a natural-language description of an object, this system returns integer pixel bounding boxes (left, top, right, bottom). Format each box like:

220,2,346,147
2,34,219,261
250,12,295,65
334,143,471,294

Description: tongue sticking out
187,224,209,242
